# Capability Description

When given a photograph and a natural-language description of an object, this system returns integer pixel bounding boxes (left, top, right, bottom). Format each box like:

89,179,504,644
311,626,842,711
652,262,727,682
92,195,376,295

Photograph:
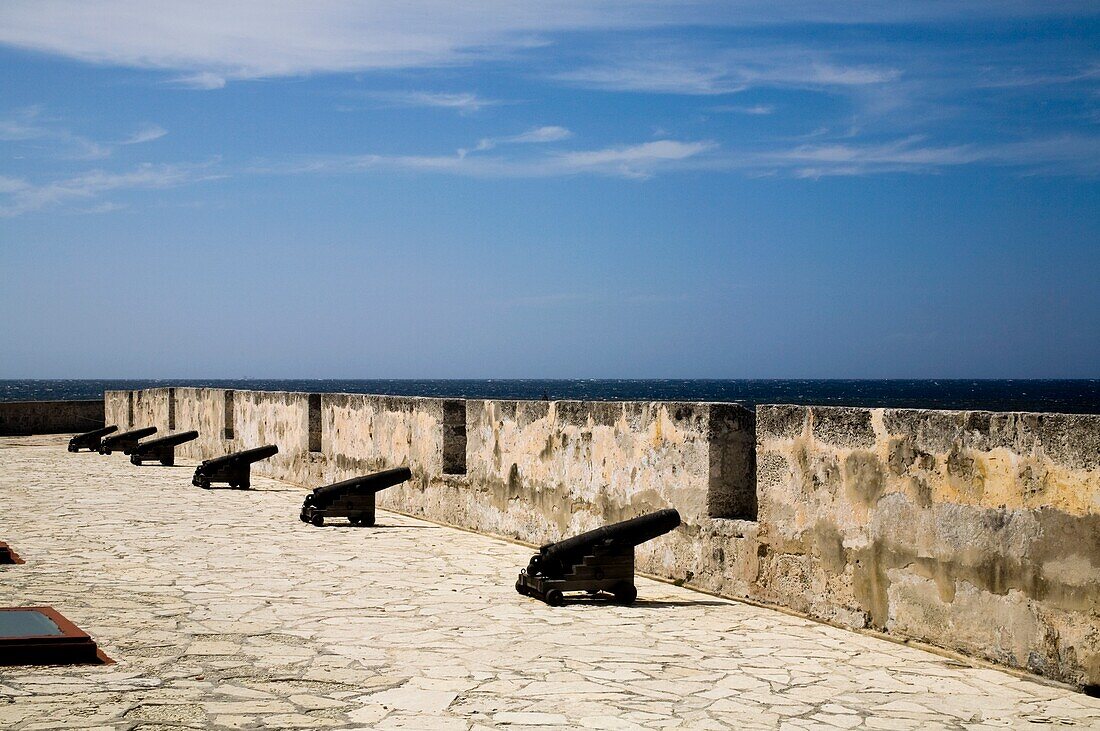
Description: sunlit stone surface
1,435,1098,730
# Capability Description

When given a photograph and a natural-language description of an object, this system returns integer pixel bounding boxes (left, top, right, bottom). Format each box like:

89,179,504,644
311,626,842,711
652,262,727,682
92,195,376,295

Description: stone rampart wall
755,405,1099,687
99,388,1099,689
0,400,103,436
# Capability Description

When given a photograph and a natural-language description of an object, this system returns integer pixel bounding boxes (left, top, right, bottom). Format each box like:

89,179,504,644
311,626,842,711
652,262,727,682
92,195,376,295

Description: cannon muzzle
68,425,118,452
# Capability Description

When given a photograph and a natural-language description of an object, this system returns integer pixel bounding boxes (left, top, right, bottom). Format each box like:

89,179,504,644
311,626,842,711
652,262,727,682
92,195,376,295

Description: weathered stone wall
0,400,104,436
435,399,759,581
322,393,448,480
171,388,232,462
100,388,1099,689
755,405,1100,688
132,388,170,433
104,391,130,429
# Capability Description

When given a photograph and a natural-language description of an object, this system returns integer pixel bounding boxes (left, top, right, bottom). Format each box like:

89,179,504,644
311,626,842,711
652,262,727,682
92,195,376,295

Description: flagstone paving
1,435,1098,730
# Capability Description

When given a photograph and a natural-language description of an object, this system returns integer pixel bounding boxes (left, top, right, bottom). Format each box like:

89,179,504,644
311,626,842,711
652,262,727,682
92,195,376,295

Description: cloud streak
1,2,1093,85
754,134,1100,177
464,125,573,155
552,43,899,95
4,132,1096,219
364,91,505,114
0,108,167,160
0,162,222,217
275,138,716,180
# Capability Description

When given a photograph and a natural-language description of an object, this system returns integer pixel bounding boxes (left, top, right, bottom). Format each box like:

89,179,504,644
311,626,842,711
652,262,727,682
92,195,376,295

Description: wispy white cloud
973,63,1100,89
365,91,503,114
76,201,130,215
465,125,572,154
265,129,1100,182
0,106,48,140
711,104,775,115
0,175,30,194
553,44,899,95
0,108,167,160
555,60,749,95
552,139,715,178
1,2,1091,86
0,162,222,217
172,72,227,90
272,137,716,180
122,124,168,145
753,134,1100,177
505,126,573,144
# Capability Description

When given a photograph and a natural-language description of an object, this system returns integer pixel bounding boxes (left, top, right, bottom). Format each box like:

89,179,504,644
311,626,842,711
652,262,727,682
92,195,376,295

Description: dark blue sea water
1,380,1098,414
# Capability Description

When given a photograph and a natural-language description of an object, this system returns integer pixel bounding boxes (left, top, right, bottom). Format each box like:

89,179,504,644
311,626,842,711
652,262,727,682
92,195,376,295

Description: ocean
1,379,1098,414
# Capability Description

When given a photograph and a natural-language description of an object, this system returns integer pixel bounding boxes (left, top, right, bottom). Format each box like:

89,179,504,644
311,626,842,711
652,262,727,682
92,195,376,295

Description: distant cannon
68,425,118,453
299,467,412,527
130,430,199,467
99,426,157,455
516,508,681,606
192,445,278,489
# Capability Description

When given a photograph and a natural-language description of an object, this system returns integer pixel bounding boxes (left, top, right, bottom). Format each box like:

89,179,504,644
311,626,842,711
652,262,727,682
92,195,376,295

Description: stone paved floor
1,436,1099,731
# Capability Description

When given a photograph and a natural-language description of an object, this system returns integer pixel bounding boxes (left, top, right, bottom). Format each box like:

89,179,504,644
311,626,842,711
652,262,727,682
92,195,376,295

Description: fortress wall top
92,388,1099,689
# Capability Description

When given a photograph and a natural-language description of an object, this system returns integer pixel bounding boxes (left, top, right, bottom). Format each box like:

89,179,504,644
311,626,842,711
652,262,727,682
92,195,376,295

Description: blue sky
0,2,1098,378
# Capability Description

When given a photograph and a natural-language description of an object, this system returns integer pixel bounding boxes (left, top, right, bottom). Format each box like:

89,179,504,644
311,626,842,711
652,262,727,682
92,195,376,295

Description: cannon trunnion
130,430,199,467
516,509,681,606
192,445,278,489
99,427,157,455
68,425,118,453
300,467,412,527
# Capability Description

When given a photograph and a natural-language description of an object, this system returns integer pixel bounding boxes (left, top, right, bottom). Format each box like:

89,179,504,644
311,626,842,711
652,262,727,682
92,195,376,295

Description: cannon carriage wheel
612,583,637,605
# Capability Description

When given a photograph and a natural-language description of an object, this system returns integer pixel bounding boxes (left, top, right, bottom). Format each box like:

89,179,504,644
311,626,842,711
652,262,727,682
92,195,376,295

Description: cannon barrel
73,425,117,441
200,444,279,469
100,426,157,454
103,426,157,445
68,425,118,451
134,430,199,452
540,509,681,564
307,468,412,508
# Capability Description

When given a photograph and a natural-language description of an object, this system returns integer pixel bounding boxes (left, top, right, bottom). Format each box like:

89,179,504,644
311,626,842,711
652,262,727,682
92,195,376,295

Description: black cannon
99,426,157,455
516,508,681,606
130,430,199,467
68,425,118,453
299,467,412,527
192,445,278,489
